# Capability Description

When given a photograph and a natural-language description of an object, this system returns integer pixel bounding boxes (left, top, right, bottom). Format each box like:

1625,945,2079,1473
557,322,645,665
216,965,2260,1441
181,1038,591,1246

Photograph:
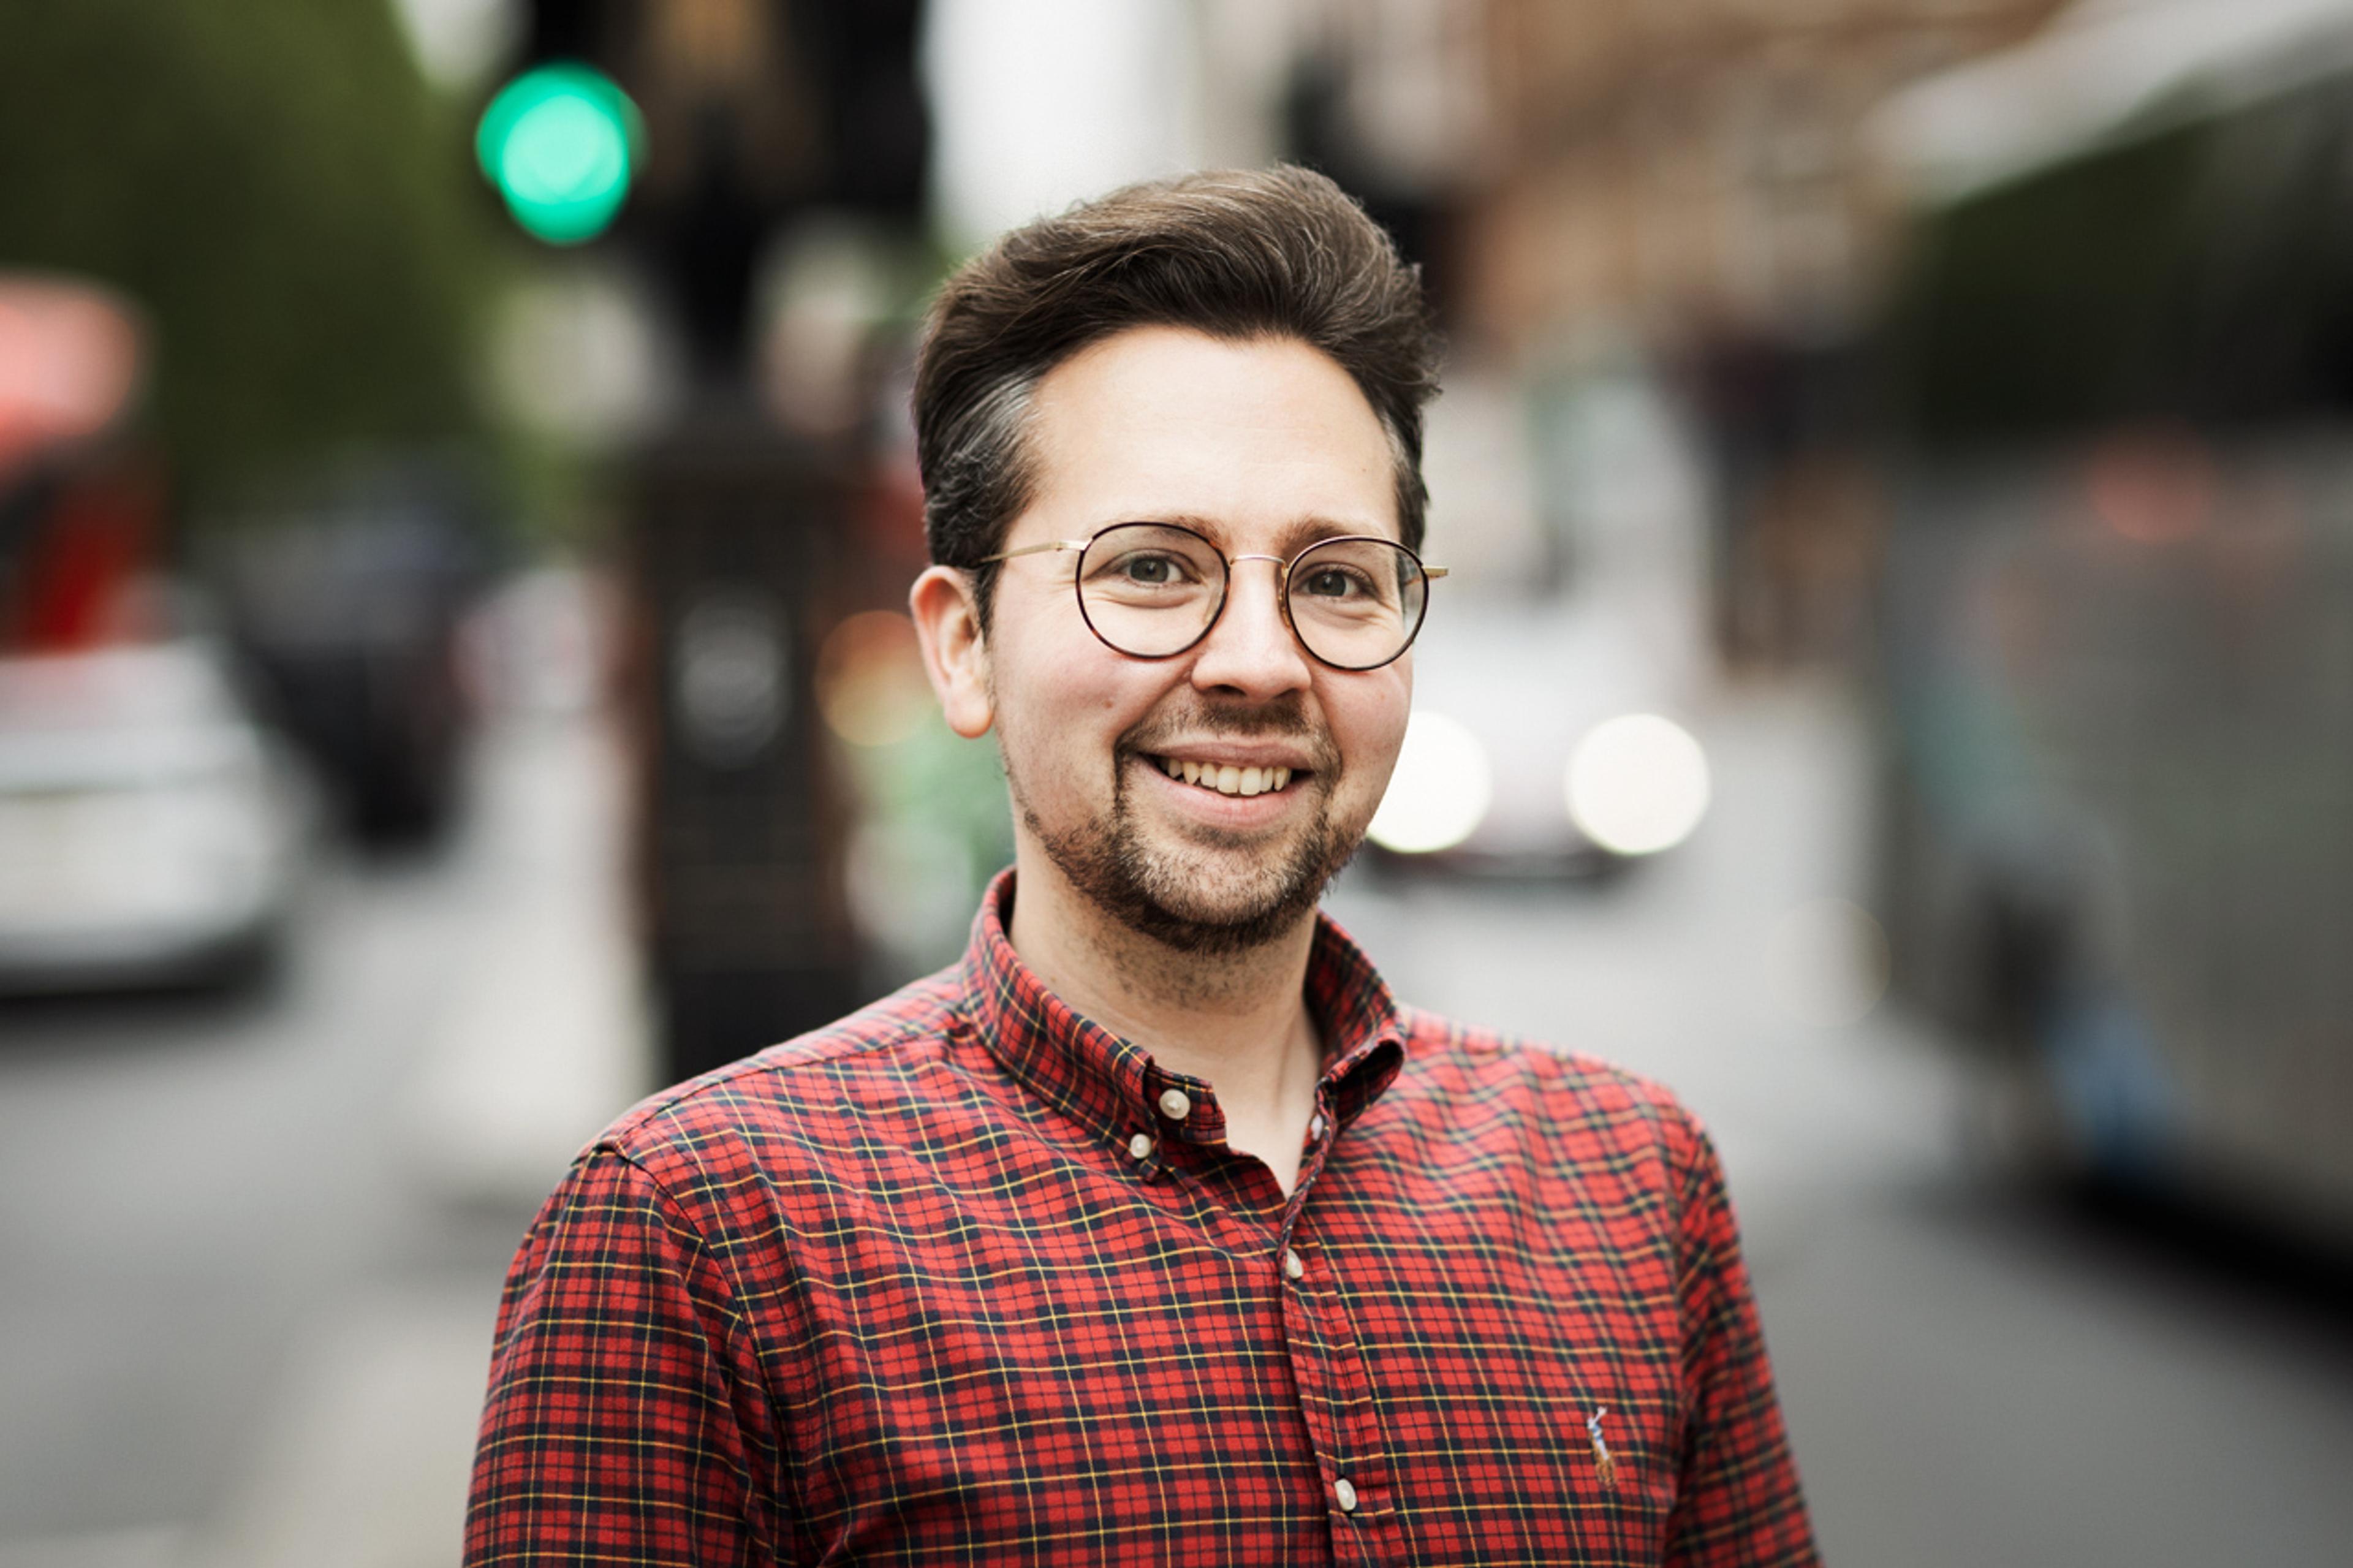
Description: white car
1366,358,1716,875
1370,580,1711,875
0,638,314,991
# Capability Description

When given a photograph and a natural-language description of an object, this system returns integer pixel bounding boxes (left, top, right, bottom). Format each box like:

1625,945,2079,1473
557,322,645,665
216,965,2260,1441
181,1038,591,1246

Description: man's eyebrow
1275,514,1392,552
1132,513,1396,550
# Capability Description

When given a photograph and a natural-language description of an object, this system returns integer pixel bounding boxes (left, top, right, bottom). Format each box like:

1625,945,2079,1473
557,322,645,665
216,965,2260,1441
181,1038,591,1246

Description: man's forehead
1017,328,1403,545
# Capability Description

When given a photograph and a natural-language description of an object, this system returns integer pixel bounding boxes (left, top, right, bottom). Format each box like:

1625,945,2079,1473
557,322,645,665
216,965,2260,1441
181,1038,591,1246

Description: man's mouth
1150,755,1298,798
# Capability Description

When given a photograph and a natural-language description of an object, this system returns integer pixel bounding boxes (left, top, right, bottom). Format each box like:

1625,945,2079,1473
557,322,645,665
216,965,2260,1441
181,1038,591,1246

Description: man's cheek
1349,699,1414,793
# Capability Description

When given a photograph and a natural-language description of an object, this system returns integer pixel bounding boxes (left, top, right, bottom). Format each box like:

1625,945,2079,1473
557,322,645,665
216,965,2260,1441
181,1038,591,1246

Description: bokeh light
475,64,640,245
1367,709,1492,855
816,611,932,749
1564,713,1711,857
1759,896,1893,1029
0,278,142,475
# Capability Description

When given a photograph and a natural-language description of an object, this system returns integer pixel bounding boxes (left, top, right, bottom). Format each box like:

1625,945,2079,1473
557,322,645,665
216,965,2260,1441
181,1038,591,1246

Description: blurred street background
4,1,2351,1564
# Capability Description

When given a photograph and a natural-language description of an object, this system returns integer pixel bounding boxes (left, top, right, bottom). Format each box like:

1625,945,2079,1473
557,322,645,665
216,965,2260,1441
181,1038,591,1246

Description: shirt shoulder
1382,1005,1717,1191
582,967,976,1199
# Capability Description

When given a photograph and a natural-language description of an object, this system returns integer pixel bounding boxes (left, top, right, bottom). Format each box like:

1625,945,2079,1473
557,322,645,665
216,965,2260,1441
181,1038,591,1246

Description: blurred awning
1870,0,2353,204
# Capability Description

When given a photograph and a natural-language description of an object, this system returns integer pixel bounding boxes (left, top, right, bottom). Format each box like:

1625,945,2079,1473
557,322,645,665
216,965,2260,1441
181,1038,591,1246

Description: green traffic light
477,64,642,245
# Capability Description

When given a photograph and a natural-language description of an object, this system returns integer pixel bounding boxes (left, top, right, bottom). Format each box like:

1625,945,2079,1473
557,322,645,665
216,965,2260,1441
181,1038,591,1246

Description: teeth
1156,757,1299,797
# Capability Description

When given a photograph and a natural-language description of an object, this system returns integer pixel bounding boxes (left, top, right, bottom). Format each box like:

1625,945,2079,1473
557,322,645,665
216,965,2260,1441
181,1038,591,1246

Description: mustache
1116,695,1340,772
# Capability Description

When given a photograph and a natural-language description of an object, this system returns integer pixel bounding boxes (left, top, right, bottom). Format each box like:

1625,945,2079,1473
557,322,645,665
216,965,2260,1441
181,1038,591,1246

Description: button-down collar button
1158,1087,1192,1121
1333,1477,1358,1513
1127,1132,1155,1161
1308,1112,1327,1140
1283,1247,1305,1281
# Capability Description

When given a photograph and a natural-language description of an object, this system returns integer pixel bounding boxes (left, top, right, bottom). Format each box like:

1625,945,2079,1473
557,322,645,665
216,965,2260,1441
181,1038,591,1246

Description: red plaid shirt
467,872,1816,1565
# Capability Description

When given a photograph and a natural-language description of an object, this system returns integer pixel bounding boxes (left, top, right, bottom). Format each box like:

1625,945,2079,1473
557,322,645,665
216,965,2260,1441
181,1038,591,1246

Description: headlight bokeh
1564,713,1711,857
1366,708,1492,855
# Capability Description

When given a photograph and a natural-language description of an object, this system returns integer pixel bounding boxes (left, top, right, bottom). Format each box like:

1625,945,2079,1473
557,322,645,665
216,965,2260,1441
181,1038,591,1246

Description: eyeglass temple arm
975,540,1088,566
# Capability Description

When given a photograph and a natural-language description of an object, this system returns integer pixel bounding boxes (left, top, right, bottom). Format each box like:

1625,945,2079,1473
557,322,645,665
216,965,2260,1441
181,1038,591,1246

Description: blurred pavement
0,692,650,1567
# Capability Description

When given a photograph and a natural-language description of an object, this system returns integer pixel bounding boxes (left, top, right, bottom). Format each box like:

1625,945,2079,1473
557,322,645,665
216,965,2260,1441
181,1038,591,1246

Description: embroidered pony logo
1586,1406,1618,1490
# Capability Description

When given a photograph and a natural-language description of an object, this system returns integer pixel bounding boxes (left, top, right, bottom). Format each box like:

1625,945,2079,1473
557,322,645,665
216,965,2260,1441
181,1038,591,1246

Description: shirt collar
956,868,1406,1150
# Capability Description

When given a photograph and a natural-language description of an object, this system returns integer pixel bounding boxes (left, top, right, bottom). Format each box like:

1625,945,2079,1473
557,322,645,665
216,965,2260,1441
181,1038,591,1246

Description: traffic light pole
623,419,863,1081
483,0,931,1084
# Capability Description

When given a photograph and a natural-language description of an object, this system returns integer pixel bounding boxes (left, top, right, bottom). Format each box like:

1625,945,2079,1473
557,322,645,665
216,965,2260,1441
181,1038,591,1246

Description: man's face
980,325,1414,953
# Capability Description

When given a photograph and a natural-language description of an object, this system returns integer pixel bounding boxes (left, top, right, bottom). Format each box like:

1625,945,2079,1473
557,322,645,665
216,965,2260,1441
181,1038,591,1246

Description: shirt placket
1276,1093,1395,1562
1167,1075,1396,1563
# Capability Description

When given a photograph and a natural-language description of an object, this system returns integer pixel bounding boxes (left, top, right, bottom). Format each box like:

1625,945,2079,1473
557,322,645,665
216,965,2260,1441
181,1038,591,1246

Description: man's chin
1135,880,1314,950
1099,883,1320,958
1088,831,1360,958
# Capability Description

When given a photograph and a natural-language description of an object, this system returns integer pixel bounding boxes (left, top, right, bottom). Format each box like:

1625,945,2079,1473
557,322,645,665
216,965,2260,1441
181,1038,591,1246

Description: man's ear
909,566,994,739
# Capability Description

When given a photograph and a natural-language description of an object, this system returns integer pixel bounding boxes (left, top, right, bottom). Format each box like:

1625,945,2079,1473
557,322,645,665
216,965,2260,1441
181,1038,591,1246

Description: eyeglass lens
1074,523,1427,670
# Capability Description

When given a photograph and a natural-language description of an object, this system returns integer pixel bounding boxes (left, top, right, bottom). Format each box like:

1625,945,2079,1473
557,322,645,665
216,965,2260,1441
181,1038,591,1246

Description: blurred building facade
1464,0,2064,669
1458,0,2064,348
1180,0,2069,668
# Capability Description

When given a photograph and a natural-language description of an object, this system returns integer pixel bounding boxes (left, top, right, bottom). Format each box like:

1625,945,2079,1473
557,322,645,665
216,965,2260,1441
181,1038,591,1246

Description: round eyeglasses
980,521,1446,672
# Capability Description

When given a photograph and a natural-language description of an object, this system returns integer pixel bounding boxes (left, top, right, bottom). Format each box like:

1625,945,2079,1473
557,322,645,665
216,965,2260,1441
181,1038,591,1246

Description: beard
1009,694,1362,956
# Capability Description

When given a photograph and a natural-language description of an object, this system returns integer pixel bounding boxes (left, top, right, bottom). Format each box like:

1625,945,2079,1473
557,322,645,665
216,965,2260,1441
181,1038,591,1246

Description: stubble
1009,695,1361,957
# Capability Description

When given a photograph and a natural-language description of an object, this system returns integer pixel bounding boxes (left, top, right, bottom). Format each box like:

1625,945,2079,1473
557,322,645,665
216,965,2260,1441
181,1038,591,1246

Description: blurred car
1366,359,1716,875
207,459,490,847
1369,583,1712,876
0,637,313,991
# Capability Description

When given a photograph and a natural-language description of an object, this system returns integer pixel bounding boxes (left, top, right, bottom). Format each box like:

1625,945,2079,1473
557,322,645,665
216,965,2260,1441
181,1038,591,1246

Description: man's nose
1189,557,1313,697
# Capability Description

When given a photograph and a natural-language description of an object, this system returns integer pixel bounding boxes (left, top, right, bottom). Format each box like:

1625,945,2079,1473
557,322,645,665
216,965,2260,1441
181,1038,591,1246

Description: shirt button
1333,1477,1358,1513
1283,1248,1305,1281
1127,1132,1154,1161
1308,1112,1327,1140
1158,1087,1192,1121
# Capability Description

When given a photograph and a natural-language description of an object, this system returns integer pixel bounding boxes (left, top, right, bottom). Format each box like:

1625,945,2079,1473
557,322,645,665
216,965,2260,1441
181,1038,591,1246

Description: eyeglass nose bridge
1204,552,1301,646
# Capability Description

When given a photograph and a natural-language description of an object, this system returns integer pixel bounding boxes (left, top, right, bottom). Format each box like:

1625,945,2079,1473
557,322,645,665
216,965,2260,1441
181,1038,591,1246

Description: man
467,166,1817,1566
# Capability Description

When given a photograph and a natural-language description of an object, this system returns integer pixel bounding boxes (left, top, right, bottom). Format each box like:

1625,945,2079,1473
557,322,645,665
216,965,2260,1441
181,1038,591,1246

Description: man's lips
1119,714,1331,806
1146,753,1299,798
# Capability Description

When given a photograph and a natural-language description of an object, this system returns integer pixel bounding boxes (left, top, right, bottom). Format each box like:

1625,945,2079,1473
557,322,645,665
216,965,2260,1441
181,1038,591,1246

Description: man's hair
913,165,1441,628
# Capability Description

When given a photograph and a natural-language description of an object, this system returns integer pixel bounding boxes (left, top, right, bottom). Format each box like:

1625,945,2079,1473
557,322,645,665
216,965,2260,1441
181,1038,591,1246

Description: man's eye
1118,553,1188,585
1300,567,1363,597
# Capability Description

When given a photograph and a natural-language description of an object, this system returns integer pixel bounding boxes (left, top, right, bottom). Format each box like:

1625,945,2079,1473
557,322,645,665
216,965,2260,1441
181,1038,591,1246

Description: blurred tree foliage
0,0,496,510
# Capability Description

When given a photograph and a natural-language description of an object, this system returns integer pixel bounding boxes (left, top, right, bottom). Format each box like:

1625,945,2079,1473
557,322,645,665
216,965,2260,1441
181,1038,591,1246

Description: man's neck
1004,850,1324,1194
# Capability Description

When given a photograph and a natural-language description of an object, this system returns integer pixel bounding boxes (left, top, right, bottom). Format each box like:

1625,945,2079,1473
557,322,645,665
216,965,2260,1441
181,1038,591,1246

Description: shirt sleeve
1661,1115,1821,1567
465,1145,781,1566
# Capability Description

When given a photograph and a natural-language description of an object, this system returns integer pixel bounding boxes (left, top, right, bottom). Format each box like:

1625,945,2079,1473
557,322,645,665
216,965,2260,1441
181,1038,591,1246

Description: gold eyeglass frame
979,520,1447,672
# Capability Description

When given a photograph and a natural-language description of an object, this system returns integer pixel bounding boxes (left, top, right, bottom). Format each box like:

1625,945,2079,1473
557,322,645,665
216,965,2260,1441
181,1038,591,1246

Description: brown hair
913,165,1440,627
